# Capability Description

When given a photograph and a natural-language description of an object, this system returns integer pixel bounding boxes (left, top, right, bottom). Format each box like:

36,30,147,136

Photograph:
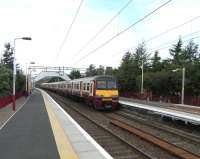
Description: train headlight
95,96,103,100
112,96,119,101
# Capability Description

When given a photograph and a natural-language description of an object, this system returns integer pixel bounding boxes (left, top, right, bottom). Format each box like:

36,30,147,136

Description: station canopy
34,71,70,83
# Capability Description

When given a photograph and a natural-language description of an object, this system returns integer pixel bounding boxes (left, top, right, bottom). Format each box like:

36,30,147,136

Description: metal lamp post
172,67,185,105
12,37,32,111
181,67,185,105
26,62,35,96
141,59,144,94
27,67,35,95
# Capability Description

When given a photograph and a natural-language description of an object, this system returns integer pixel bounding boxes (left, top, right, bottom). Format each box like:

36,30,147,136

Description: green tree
182,40,199,64
0,42,27,97
151,51,162,72
117,51,136,91
69,70,81,79
2,43,14,69
116,38,200,98
184,61,200,96
96,65,105,75
0,65,12,96
16,70,26,92
169,38,183,66
85,64,97,77
105,67,113,75
133,41,151,70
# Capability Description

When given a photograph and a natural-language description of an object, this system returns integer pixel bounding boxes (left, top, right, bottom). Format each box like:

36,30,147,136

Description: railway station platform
0,89,112,159
0,96,27,129
119,99,200,125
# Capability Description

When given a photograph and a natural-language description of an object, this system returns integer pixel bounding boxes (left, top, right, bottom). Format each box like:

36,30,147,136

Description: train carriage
41,75,119,110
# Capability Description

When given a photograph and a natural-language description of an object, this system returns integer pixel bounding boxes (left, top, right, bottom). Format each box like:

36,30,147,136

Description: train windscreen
96,80,117,90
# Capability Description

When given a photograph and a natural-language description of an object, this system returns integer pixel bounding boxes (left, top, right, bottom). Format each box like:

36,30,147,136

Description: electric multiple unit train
41,75,119,110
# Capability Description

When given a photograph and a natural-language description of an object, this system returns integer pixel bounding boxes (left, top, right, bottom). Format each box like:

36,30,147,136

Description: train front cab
93,76,119,110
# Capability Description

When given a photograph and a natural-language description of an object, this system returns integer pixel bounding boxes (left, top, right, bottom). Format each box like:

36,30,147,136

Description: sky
0,0,200,73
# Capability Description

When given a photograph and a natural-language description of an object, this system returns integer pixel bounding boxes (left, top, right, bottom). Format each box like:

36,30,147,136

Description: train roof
41,75,116,85
42,81,69,85
71,75,116,82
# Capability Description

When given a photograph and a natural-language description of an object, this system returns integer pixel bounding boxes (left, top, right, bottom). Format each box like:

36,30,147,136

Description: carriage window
96,81,106,89
87,83,90,91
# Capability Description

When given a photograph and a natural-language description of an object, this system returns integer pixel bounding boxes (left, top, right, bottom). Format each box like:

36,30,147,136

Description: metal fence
0,92,25,109
120,92,200,106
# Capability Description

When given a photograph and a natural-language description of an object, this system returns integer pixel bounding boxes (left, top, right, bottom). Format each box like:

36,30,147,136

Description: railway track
47,91,182,159
121,103,200,136
48,91,200,159
48,92,151,159
107,111,200,159
117,109,200,143
110,118,200,159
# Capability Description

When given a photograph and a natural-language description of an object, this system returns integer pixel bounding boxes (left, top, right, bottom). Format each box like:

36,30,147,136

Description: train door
89,81,94,96
80,81,82,97
71,82,73,95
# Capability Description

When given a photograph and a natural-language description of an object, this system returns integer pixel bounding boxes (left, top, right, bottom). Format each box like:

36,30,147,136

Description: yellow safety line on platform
42,93,79,159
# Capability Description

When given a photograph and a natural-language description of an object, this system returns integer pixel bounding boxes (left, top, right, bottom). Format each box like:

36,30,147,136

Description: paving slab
0,96,27,128
0,90,60,159
41,89,113,159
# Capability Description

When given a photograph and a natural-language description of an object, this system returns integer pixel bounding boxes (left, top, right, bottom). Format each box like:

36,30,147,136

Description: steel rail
110,117,200,159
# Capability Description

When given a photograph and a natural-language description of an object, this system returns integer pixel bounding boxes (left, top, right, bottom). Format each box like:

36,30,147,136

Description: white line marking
0,95,31,130
39,89,113,159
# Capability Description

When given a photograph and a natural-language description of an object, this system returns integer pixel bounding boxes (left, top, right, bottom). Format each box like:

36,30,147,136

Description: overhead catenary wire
72,0,134,59
148,30,200,51
146,15,200,43
125,15,200,52
73,0,172,65
111,30,200,59
111,34,200,65
110,15,200,57
149,35,200,52
55,0,84,61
